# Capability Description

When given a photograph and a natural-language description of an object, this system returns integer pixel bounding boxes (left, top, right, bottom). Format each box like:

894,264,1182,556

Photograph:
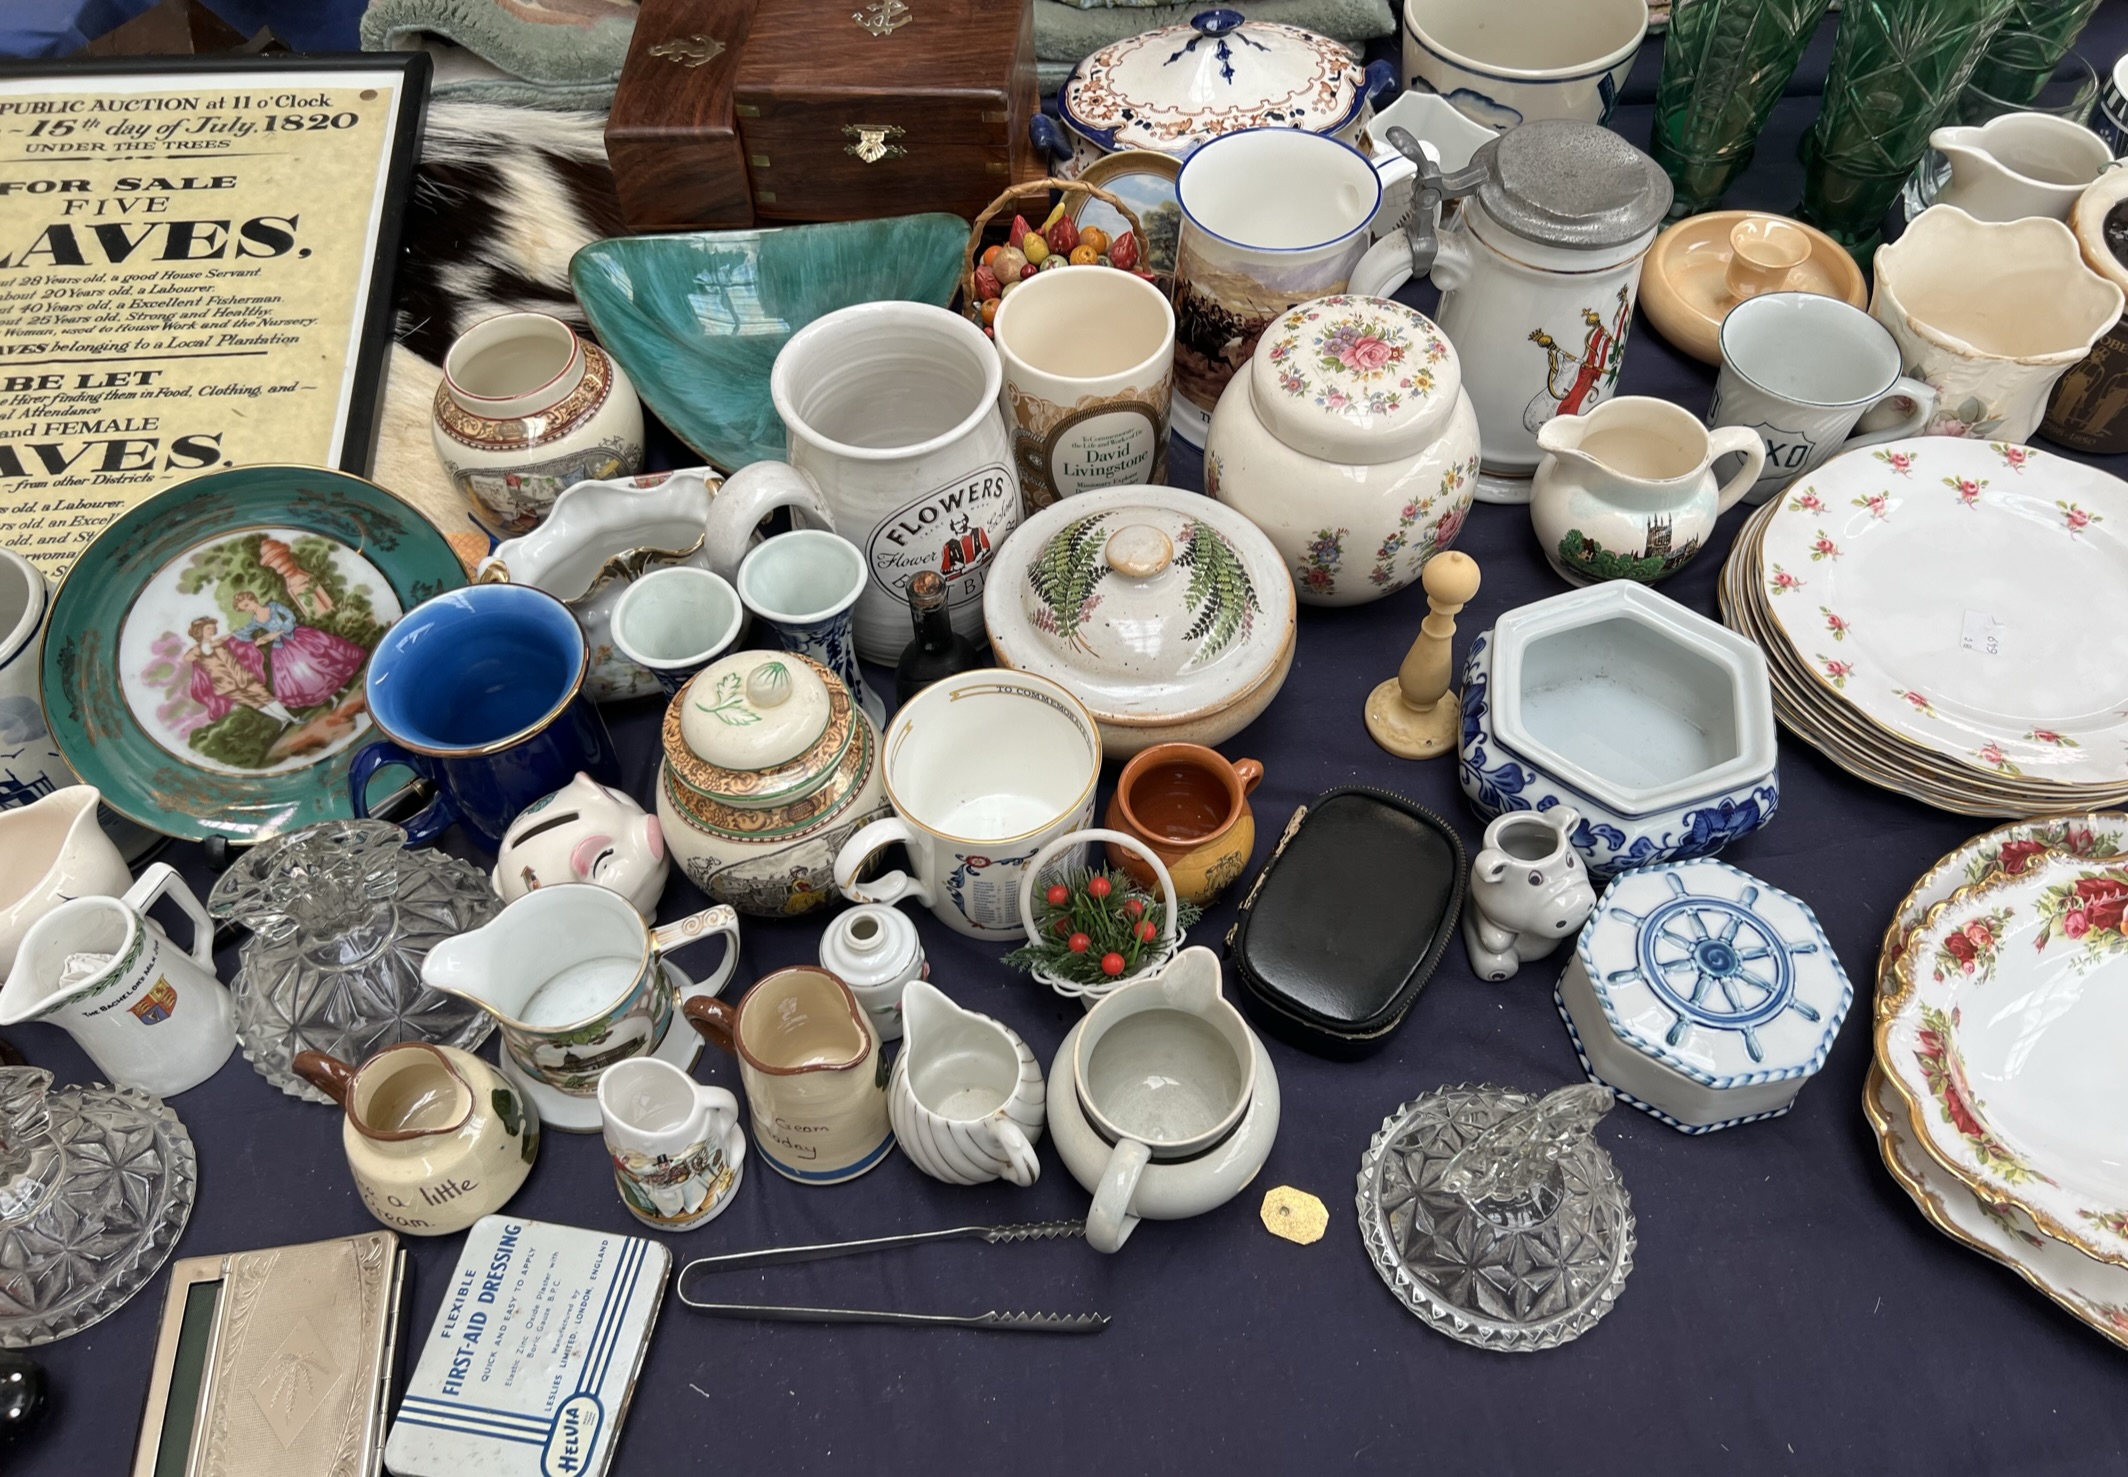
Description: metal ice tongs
674,1220,1109,1334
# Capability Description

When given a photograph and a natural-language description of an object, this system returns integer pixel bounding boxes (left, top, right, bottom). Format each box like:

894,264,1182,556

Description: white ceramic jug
1930,112,2113,224
597,1056,745,1230
888,979,1044,1187
0,785,131,975
0,862,234,1097
1530,397,1765,586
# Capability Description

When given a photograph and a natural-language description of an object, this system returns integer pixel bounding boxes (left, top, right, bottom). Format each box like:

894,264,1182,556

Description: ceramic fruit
0,548,67,816
493,772,670,921
1350,122,1673,504
818,903,926,1042
2042,169,2128,455
657,651,890,918
40,465,465,847
1103,744,1263,906
1401,0,1646,128
1929,112,2113,224
296,1042,539,1236
1636,210,1869,365
1461,807,1596,982
1708,293,1936,504
420,883,740,1123
1531,396,1765,585
1459,584,1780,879
0,786,130,976
597,1056,745,1231
1205,294,1482,605
684,966,894,1185
833,669,1102,939
0,863,234,1099
1041,10,1393,174
1168,129,1384,447
1870,205,2123,443
982,485,1296,756
431,311,645,538
888,979,1045,1188
569,215,972,473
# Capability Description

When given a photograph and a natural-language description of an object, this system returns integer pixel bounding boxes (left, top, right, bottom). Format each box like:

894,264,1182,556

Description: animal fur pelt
374,100,625,558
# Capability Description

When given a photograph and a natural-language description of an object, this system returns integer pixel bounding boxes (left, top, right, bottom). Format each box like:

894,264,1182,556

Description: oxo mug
833,669,1102,939
350,583,621,850
1710,292,1937,504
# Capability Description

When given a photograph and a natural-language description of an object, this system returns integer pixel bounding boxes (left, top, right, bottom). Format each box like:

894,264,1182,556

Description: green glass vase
1798,0,2020,255
1966,0,2105,108
1652,0,1836,217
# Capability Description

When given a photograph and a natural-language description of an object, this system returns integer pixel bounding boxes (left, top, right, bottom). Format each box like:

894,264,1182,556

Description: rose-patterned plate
1879,848,2128,1266
1753,437,2128,788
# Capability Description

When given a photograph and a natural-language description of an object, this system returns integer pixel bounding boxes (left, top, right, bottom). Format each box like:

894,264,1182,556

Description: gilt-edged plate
1879,847,2128,1266
1755,438,2128,788
40,465,464,845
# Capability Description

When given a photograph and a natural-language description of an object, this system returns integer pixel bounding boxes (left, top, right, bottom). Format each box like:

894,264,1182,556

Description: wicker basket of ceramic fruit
962,179,1148,335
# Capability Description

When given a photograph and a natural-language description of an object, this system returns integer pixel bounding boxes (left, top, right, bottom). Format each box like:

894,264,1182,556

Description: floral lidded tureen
1041,10,1394,176
655,651,889,918
1204,293,1482,606
982,484,1295,758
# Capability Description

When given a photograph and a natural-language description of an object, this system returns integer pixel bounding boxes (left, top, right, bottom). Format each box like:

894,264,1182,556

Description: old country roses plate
1880,849,2128,1266
1754,438,2128,786
42,465,464,843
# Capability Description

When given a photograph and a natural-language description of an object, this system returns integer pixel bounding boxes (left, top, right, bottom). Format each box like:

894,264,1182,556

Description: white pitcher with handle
888,979,1044,1187
0,862,234,1097
1529,396,1765,587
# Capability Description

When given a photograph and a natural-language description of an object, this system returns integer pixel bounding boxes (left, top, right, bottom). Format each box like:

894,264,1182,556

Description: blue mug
351,584,620,850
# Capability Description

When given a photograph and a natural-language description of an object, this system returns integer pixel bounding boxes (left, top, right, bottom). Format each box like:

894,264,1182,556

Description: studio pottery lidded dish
656,651,889,917
982,484,1296,758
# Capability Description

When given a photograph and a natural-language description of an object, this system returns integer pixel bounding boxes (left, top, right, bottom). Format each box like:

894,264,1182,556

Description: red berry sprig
1001,864,1202,989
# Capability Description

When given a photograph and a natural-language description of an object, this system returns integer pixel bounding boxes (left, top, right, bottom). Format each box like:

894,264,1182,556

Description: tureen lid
1468,121,1672,251
668,652,852,807
1060,11,1380,159
983,485,1294,725
1249,294,1463,464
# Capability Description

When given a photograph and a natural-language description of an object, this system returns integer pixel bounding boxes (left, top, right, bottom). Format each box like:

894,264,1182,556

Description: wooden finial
1365,551,1481,759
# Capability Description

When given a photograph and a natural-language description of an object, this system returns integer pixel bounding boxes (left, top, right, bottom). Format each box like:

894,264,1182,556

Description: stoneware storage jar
1205,294,1481,605
656,651,890,917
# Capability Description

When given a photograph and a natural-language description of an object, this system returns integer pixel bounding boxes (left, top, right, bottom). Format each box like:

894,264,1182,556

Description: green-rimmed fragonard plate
40,465,465,845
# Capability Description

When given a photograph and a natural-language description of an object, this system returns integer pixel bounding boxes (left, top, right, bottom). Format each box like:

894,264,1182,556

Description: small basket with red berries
1004,828,1200,1003
962,179,1150,337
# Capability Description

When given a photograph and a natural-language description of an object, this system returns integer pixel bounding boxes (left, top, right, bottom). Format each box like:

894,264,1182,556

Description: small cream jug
1530,396,1765,586
296,1042,539,1237
0,862,233,1098
1929,113,2113,225
597,1056,745,1230
888,979,1045,1188
0,785,131,975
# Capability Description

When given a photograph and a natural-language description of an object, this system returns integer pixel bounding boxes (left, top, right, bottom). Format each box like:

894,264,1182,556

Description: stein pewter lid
1471,120,1674,251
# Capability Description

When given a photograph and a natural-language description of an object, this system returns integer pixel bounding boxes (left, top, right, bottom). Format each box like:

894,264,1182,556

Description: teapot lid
1248,294,1463,464
1060,12,1378,159
984,485,1295,726
666,652,858,807
1469,120,1673,251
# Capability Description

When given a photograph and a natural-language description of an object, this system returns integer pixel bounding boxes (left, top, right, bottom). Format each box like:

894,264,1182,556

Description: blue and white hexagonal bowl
1555,858,1852,1133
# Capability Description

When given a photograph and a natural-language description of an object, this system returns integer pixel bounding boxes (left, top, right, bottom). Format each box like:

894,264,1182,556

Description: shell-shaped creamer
888,980,1045,1187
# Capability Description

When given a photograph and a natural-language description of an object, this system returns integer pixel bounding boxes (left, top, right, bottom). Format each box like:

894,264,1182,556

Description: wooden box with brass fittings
606,0,1043,231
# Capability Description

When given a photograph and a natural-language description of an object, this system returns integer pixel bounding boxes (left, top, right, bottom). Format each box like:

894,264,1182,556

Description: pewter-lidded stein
1350,120,1674,506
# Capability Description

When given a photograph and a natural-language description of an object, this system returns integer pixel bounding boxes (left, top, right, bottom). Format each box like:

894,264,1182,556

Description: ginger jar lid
1059,11,1380,159
983,484,1295,727
666,652,855,807
1250,294,1463,464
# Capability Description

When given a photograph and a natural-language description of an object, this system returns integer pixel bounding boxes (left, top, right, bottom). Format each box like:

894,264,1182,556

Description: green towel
360,0,636,111
1037,0,1397,91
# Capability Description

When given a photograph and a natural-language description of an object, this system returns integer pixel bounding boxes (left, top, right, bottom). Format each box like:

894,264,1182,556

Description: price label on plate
1960,610,2006,657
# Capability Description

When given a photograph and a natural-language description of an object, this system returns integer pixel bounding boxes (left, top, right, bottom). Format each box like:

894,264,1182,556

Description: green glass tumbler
1652,0,1836,217
1966,0,2105,108
1798,0,2019,255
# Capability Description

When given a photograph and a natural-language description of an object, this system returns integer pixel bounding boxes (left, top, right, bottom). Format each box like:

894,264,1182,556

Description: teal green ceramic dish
569,214,970,470
41,465,466,845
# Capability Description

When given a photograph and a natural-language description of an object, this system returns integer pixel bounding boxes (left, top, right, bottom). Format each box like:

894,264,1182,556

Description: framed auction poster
0,54,430,578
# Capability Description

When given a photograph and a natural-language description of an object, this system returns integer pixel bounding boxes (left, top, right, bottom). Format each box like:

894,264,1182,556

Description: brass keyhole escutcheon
844,125,908,165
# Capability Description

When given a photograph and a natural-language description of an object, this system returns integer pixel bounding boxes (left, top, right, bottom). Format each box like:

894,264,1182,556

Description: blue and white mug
350,584,620,850
736,530,885,731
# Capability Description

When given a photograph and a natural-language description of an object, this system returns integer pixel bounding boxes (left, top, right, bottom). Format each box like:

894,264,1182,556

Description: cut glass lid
1061,11,1379,158
1251,294,1463,464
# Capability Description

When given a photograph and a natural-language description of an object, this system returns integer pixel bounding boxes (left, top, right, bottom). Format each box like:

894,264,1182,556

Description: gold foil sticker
1260,1186,1328,1244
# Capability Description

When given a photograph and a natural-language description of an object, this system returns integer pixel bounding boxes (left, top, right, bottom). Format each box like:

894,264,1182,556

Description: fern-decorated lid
983,485,1295,731
672,651,837,784
1250,294,1462,465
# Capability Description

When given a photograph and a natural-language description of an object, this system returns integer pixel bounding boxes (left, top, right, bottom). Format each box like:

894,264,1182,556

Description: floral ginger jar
1204,294,1480,605
656,651,889,918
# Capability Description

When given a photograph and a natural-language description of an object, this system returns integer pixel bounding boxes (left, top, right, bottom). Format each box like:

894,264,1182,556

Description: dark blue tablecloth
11,7,2128,1475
